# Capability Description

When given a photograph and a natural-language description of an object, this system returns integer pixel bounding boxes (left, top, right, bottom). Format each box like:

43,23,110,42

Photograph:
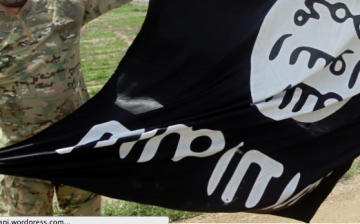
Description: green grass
84,70,114,82
81,4,147,96
342,160,360,180
52,200,199,221
101,200,199,222
88,87,103,96
53,201,62,216
84,31,116,39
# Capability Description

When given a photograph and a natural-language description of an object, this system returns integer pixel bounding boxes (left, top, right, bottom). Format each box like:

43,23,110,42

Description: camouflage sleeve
82,0,133,25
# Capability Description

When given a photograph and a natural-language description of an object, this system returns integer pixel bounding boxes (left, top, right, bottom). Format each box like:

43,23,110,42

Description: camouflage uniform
0,0,132,215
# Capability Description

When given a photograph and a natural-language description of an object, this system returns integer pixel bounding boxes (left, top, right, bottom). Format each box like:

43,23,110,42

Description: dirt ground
181,174,360,223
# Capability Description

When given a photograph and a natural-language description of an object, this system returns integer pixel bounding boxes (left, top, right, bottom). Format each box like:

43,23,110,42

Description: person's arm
82,0,133,25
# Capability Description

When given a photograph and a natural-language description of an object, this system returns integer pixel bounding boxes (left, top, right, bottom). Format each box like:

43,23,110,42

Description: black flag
1,0,360,222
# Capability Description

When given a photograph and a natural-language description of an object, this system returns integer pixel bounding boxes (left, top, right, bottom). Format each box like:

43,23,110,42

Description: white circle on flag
250,0,360,123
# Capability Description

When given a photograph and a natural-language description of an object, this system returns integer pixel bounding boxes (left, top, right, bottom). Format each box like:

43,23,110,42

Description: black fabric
0,0,359,222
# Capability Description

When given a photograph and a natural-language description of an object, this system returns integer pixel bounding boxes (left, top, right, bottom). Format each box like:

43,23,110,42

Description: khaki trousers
0,175,101,216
